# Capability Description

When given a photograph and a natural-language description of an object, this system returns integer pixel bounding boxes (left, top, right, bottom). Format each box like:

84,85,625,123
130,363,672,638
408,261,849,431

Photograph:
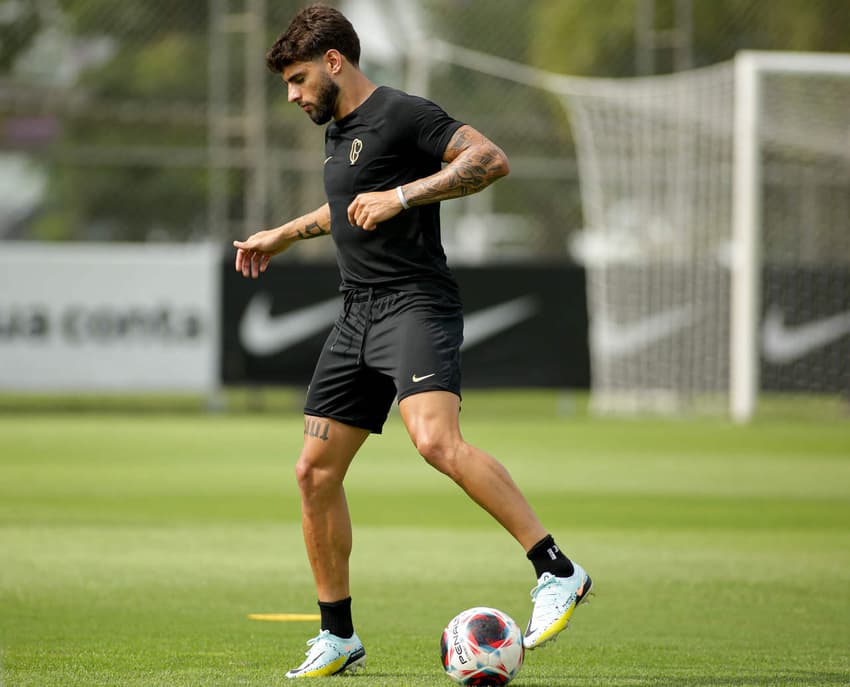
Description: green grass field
1,391,849,686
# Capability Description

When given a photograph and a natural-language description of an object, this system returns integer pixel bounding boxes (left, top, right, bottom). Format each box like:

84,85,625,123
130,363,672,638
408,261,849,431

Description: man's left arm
404,124,510,204
346,125,509,231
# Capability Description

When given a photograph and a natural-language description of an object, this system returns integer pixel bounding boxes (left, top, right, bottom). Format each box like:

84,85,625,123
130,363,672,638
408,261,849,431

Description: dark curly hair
266,4,361,73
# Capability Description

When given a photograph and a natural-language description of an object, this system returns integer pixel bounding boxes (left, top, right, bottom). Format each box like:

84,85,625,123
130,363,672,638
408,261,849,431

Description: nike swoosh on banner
239,293,340,356
593,305,695,358
762,305,850,364
461,296,539,351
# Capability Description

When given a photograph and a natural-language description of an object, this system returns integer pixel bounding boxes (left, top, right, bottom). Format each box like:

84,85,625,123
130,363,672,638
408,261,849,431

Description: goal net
430,46,850,420
559,52,850,420
562,62,735,416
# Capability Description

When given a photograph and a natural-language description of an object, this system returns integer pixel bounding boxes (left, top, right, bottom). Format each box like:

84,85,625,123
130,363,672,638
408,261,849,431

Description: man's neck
334,71,377,120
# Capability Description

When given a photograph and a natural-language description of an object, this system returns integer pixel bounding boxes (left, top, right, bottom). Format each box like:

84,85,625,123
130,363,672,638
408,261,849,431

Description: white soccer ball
440,606,525,686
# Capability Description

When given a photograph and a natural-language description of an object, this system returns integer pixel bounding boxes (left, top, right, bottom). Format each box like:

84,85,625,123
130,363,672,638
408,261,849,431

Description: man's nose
288,84,300,103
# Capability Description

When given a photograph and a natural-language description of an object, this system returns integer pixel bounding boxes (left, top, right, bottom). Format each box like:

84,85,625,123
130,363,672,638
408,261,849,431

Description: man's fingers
234,244,271,279
347,198,359,226
249,253,270,278
348,196,374,228
347,198,375,230
235,247,249,274
347,191,399,230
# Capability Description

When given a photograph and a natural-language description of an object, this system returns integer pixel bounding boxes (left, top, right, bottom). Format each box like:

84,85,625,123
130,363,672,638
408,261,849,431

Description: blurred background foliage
1,0,848,259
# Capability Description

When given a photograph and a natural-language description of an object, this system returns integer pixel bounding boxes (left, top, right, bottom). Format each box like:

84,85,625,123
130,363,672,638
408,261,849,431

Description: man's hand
233,229,294,279
347,188,404,231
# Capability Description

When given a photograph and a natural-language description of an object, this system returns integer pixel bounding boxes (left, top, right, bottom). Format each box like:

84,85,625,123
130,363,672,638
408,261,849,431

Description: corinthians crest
349,138,363,165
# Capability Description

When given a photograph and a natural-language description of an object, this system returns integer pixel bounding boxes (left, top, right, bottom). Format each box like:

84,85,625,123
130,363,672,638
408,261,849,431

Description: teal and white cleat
285,630,366,678
523,563,592,650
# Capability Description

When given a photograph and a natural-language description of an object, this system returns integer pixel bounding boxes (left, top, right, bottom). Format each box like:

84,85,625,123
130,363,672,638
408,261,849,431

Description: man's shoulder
373,86,440,112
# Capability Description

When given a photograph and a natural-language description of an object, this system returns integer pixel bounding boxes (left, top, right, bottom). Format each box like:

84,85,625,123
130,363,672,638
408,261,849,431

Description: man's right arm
233,203,331,279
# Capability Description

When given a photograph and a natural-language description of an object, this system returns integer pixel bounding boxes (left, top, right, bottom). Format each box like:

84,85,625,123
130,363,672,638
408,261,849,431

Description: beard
307,73,339,125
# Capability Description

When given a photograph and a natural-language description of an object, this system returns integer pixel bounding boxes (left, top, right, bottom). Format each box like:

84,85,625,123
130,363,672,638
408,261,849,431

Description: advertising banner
4,243,842,396
0,242,221,391
220,261,591,389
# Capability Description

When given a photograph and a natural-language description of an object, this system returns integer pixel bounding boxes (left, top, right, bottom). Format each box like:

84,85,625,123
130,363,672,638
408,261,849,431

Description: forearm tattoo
406,127,509,206
296,219,329,239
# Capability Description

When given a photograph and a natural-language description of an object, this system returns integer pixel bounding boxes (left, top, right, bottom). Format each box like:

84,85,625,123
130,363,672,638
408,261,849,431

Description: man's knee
414,432,464,476
295,451,342,495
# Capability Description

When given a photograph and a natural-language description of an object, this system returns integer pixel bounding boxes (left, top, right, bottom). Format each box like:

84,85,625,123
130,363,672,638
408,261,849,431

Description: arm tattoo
405,126,509,207
296,219,330,240
446,127,475,157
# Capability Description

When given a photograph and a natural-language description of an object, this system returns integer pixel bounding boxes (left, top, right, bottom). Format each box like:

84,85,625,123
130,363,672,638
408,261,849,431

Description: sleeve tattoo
405,126,510,206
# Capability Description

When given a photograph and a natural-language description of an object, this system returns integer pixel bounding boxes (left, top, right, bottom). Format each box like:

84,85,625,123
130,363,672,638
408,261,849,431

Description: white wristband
396,185,410,210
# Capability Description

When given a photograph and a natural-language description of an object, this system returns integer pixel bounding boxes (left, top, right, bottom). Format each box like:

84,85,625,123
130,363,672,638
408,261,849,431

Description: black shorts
304,288,463,434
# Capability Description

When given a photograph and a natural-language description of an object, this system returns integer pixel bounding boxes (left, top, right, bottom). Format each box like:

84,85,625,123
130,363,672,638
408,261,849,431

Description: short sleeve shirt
323,86,464,302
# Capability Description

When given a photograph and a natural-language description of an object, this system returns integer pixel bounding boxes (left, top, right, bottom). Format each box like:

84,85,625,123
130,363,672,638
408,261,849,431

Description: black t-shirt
323,86,464,302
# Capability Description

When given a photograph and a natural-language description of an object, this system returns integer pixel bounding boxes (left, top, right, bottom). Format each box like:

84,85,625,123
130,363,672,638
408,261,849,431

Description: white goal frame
731,51,850,422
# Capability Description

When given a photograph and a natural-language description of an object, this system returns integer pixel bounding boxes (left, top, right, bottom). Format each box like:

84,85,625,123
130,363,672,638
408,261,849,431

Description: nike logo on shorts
411,372,436,382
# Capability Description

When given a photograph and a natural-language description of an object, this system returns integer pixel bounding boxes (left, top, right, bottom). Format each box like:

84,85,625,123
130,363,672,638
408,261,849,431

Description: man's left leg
399,390,544,549
398,390,592,649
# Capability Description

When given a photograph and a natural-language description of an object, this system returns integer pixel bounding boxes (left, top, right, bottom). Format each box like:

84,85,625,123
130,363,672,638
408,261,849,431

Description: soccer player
233,4,591,678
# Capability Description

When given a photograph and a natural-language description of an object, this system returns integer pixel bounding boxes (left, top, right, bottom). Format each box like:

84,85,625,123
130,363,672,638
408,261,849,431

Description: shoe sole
286,650,366,679
336,653,366,676
525,573,593,650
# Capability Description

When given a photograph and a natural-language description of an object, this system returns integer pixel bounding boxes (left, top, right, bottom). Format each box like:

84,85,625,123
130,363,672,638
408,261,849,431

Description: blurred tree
10,0,850,246
27,1,212,241
0,1,41,72
528,0,850,77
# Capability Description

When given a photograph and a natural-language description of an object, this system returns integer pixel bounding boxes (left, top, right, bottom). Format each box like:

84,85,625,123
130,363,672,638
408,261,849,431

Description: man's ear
324,49,343,75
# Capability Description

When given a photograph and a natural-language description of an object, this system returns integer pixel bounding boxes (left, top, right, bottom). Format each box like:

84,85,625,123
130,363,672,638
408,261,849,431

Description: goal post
731,51,850,422
730,52,762,424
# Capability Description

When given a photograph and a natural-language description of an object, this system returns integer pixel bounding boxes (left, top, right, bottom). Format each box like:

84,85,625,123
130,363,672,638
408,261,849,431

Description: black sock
526,534,574,579
318,597,354,638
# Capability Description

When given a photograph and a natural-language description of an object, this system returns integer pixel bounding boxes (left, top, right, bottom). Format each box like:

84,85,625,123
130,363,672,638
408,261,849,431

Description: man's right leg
297,415,368,602
286,415,370,679
289,292,399,677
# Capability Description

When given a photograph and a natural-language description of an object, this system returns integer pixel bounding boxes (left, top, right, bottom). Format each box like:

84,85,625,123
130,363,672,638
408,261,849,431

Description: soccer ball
440,606,525,686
